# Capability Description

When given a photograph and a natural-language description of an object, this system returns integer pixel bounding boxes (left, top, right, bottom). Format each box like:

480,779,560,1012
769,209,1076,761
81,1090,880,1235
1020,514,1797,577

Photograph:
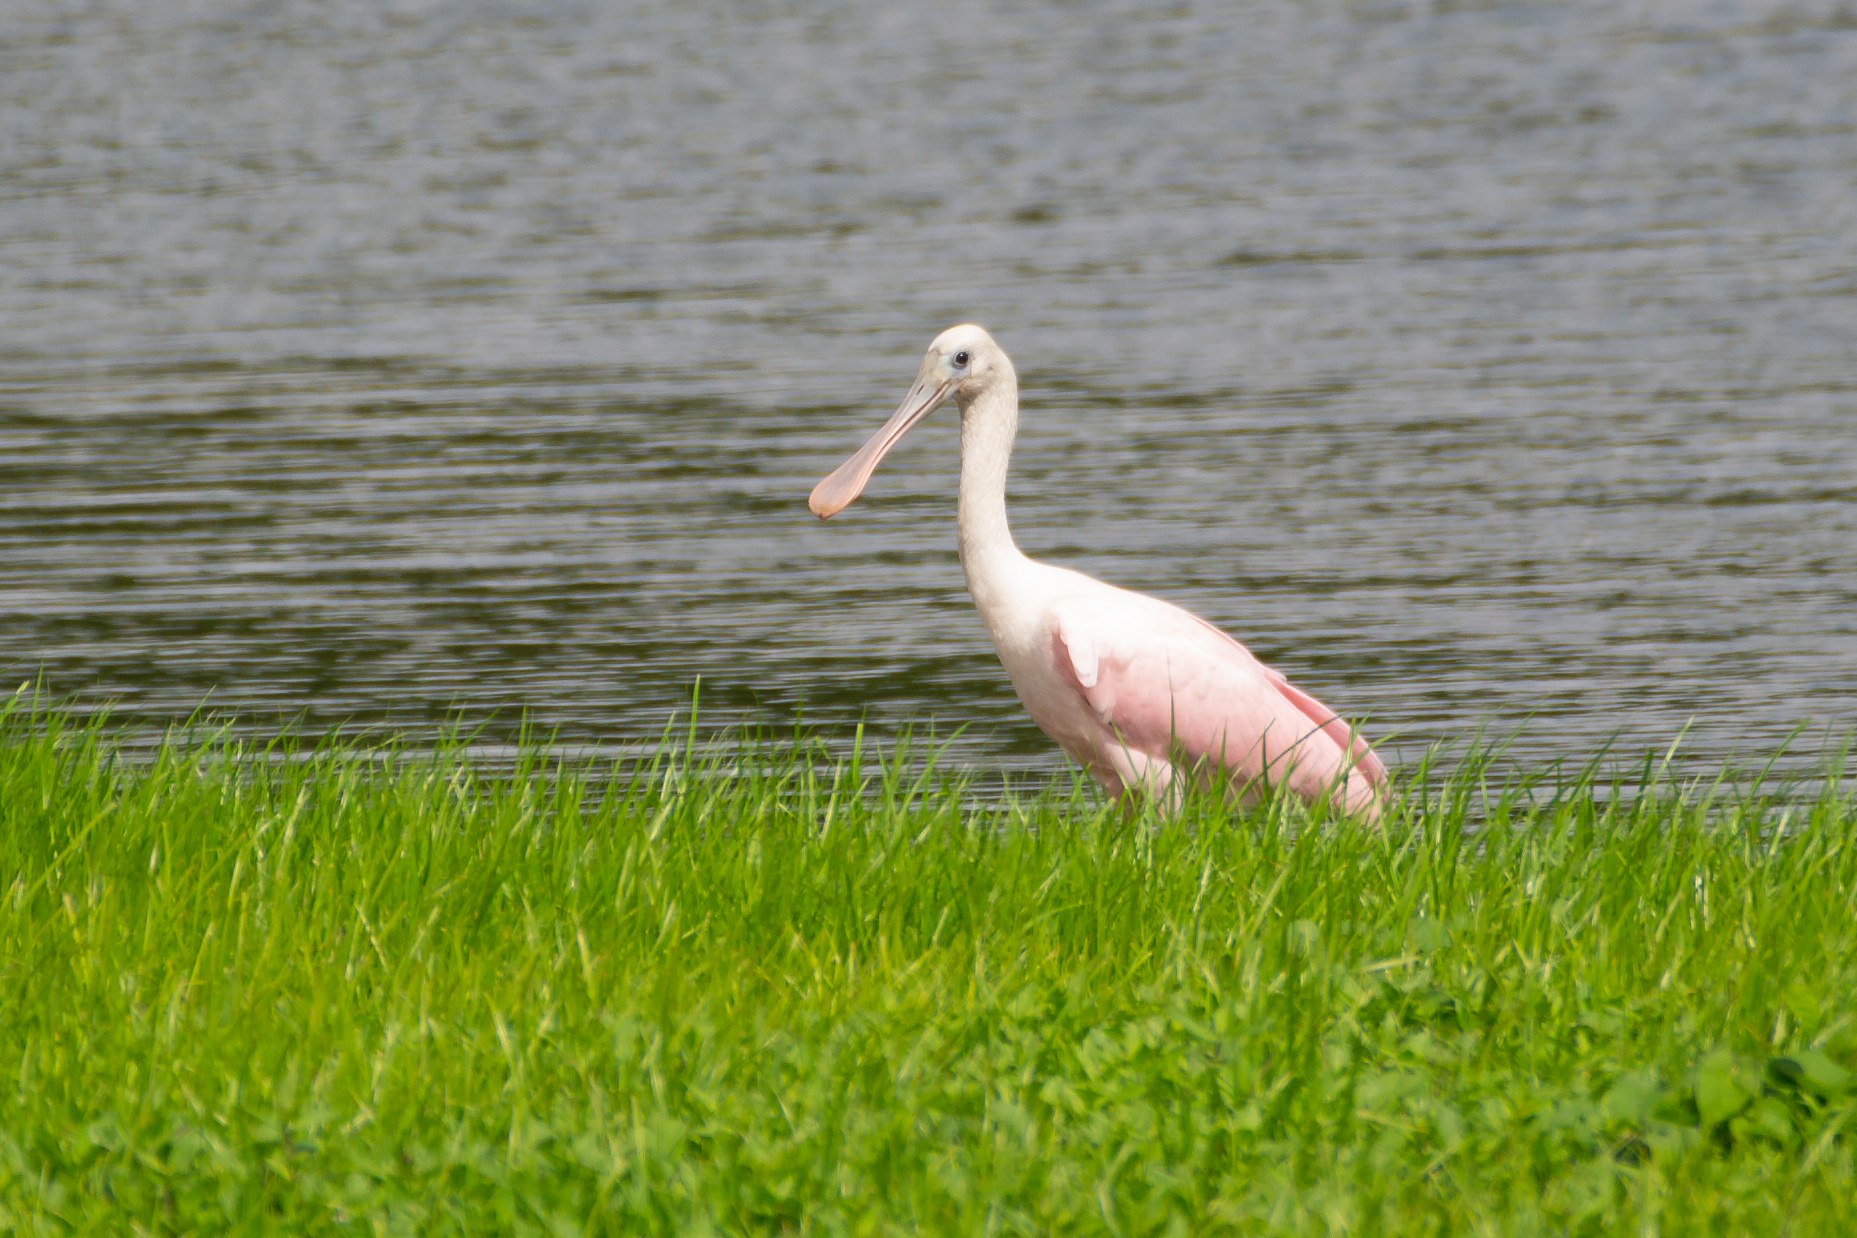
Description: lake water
3,0,1854,777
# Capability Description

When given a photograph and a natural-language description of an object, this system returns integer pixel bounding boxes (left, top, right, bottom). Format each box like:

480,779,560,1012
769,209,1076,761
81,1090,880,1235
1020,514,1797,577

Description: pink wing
1050,593,1382,812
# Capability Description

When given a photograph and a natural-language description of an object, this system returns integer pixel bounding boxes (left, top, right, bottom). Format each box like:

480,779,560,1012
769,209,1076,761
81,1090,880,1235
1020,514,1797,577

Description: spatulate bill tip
808,474,859,519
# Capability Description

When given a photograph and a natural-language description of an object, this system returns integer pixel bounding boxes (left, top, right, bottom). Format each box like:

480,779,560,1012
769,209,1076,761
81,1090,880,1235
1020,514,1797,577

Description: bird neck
956,372,1026,595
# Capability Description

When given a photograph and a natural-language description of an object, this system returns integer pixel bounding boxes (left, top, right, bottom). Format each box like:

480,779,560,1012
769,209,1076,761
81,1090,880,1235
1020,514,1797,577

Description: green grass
3,692,1857,1236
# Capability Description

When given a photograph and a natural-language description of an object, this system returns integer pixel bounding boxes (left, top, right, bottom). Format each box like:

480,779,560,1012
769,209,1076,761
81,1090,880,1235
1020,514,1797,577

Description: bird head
809,324,1003,519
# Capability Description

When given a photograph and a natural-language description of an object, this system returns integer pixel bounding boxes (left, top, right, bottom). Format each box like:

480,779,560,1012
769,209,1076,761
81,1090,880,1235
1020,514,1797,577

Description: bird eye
953,350,971,367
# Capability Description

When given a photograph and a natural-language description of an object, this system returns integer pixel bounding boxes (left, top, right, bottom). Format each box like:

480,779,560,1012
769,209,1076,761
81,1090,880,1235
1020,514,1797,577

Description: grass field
4,692,1856,1235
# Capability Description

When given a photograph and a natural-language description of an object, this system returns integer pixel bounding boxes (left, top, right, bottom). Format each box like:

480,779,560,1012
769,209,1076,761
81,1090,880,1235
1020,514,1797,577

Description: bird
809,324,1385,817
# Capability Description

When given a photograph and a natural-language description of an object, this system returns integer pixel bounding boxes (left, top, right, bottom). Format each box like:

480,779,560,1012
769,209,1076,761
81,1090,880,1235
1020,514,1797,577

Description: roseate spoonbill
809,324,1384,816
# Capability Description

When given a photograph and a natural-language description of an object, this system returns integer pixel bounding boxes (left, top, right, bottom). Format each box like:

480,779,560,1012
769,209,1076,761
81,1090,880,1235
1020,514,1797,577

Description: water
3,0,1854,776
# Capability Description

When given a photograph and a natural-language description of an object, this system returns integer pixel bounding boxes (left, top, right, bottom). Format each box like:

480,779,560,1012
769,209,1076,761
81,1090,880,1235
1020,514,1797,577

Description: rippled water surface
4,0,1855,773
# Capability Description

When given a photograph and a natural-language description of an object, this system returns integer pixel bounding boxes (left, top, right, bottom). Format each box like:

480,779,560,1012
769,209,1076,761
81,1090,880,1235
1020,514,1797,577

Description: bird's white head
809,324,1007,519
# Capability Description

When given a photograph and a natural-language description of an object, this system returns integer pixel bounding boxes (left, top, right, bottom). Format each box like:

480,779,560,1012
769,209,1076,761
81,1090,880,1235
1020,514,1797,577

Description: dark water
3,0,1854,775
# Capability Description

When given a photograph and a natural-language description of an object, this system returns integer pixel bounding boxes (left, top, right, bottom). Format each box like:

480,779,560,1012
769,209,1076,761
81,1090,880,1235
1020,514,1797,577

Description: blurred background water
2,0,1853,776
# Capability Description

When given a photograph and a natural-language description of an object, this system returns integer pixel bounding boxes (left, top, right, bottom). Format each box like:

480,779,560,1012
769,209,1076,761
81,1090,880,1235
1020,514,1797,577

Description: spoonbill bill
809,324,1384,816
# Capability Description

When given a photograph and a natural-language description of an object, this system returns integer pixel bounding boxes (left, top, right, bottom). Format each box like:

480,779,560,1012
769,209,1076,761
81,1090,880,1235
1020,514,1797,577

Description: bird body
810,325,1383,816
